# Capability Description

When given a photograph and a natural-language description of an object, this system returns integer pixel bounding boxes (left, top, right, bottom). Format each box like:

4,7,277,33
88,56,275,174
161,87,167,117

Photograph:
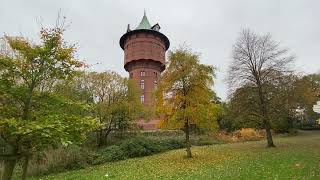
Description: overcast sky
1,0,319,99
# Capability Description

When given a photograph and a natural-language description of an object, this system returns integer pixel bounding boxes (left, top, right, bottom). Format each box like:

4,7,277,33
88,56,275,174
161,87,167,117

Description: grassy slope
35,131,320,180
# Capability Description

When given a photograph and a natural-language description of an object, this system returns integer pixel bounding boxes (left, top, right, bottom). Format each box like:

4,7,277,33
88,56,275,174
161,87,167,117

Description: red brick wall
129,66,160,106
124,32,166,66
123,31,167,107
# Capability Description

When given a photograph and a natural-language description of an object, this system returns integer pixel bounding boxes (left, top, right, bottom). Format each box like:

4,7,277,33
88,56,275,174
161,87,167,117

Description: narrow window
140,71,145,77
140,94,145,103
140,79,145,89
154,80,157,89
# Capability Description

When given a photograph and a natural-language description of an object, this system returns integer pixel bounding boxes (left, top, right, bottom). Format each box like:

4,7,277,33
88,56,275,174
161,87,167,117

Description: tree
225,74,300,133
0,25,97,179
224,72,319,133
156,47,221,158
294,73,320,122
224,85,263,131
228,29,295,147
267,74,300,132
81,71,142,147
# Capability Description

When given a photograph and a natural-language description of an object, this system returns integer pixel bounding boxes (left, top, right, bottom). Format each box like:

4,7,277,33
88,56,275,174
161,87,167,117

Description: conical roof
136,11,152,30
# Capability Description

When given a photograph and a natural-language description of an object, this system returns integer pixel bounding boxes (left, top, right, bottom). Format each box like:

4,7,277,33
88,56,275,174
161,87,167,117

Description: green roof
136,11,152,30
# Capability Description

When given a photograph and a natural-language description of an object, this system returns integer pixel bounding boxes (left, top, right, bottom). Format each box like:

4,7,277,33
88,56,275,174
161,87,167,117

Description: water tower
120,12,170,106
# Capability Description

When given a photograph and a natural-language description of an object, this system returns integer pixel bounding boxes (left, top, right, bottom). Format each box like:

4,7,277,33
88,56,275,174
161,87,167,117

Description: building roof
120,11,170,50
136,11,152,30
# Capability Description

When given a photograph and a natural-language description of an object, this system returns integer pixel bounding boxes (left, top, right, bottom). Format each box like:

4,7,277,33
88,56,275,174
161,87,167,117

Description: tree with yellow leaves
156,47,221,158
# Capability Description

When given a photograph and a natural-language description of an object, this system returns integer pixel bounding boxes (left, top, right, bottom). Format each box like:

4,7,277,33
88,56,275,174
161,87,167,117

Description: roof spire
136,10,152,30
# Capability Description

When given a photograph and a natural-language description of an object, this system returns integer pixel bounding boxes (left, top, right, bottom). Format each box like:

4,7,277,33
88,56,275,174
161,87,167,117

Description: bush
191,136,222,146
158,138,185,150
15,132,235,178
27,145,95,176
93,145,127,165
93,137,185,165
21,136,185,176
120,139,150,157
119,137,162,158
216,129,265,143
233,128,264,141
141,130,184,137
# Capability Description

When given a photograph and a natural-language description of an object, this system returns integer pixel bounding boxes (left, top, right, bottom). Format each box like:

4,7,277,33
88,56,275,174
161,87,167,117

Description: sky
1,0,319,100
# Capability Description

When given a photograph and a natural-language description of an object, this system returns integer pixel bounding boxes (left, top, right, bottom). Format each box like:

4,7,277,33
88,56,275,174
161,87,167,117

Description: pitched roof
136,11,152,30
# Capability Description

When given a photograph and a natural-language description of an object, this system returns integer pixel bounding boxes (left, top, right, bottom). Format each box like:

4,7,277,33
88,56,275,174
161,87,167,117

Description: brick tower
120,12,170,129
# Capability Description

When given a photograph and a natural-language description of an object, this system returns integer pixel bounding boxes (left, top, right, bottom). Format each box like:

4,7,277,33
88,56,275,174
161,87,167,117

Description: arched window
140,71,145,77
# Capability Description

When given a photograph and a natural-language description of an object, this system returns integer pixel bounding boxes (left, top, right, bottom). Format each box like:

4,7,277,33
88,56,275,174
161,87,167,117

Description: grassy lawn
32,131,320,180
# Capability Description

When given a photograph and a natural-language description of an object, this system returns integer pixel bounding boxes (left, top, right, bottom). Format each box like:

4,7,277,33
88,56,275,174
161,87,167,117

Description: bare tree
228,29,295,147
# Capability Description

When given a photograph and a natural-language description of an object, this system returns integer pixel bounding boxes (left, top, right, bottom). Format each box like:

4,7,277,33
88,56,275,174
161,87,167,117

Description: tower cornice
119,29,170,50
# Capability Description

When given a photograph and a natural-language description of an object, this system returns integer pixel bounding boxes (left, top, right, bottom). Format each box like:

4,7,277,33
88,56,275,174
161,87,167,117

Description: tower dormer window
151,23,161,31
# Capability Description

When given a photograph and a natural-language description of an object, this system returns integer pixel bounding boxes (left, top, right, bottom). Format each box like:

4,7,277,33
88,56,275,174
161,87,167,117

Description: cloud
1,0,319,100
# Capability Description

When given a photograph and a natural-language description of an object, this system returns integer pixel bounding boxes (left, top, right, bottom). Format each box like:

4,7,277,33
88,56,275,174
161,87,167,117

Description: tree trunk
21,156,29,180
184,121,192,158
104,128,112,146
22,100,31,120
257,83,276,147
22,86,35,121
97,128,103,148
263,119,275,147
1,158,17,180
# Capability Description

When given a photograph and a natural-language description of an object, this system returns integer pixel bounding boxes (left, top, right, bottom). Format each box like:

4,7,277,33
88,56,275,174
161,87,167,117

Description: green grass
32,131,320,180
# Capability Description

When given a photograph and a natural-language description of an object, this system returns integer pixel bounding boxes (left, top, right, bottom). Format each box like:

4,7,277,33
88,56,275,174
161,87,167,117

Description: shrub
233,128,263,141
93,145,127,165
27,145,95,176
216,129,265,143
23,136,185,176
158,138,185,150
93,137,185,165
119,137,161,157
141,130,184,137
192,137,218,146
